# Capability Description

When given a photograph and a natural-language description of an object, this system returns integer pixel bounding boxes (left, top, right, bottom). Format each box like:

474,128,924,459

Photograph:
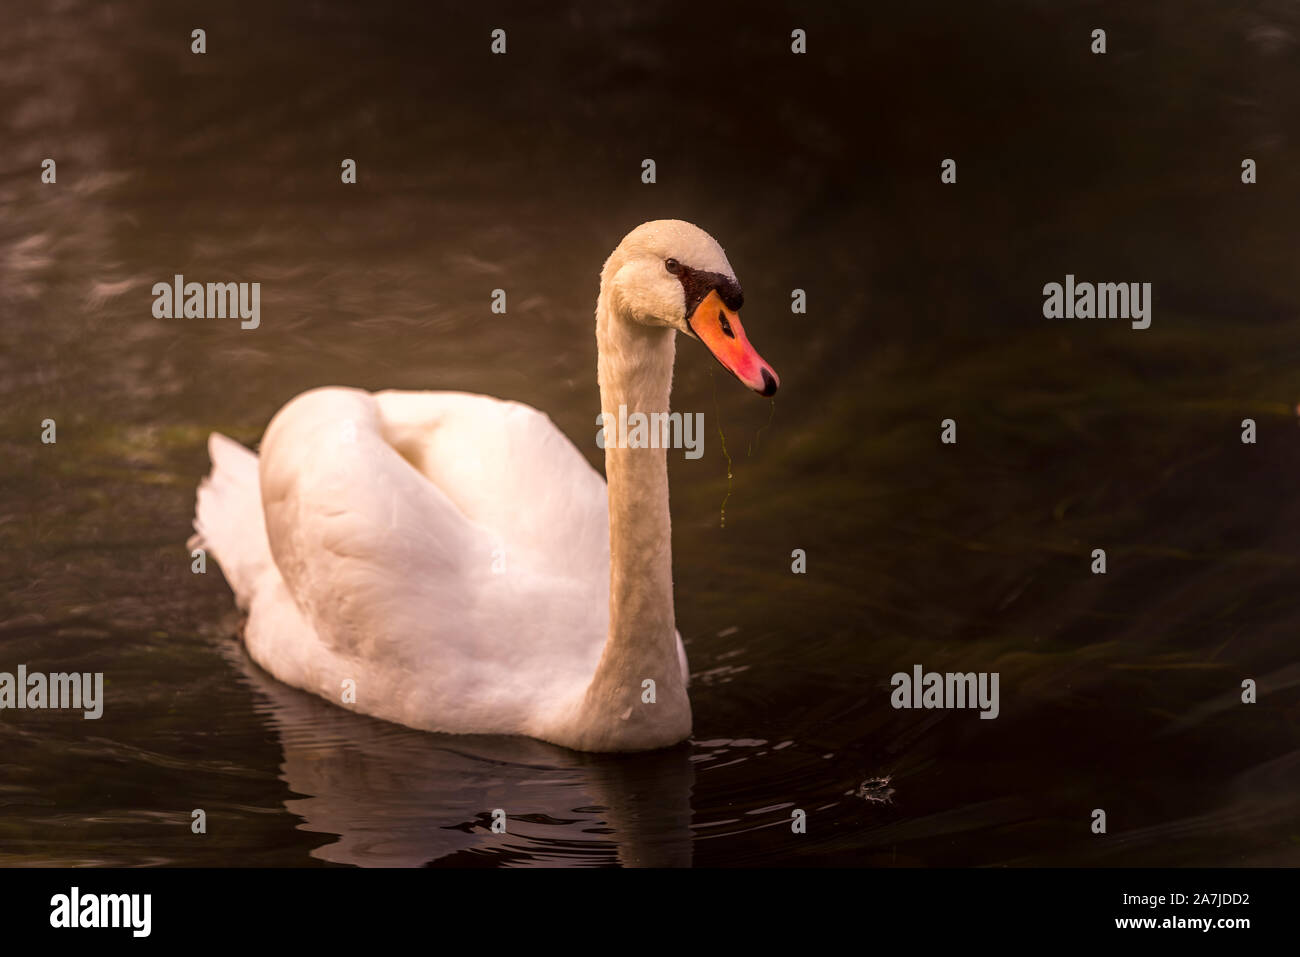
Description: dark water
1,0,1298,866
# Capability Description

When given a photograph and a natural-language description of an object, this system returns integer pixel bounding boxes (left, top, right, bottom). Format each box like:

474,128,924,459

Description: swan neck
576,284,689,747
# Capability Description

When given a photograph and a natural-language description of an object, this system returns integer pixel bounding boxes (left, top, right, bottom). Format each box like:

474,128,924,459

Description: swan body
193,220,779,752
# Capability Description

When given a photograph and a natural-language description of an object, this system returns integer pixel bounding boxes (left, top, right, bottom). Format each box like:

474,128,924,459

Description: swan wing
194,386,683,737
370,389,610,580
250,388,609,733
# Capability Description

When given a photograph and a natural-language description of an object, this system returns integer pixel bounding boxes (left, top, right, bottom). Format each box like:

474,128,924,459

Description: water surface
1,0,1298,866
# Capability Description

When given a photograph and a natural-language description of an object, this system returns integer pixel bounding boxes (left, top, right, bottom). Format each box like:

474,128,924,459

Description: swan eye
665,258,681,274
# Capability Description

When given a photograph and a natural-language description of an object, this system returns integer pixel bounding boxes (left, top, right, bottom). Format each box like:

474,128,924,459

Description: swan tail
191,433,274,610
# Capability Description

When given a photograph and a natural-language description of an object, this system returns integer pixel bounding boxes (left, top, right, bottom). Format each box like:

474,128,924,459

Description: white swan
192,220,779,752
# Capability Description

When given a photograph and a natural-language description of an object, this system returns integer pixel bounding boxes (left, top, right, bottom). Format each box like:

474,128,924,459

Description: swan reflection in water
221,641,696,867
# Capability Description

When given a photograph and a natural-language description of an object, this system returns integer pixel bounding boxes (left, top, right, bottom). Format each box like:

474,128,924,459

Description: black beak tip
759,368,778,397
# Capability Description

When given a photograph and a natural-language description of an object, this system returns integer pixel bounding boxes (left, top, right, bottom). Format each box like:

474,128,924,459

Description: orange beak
685,289,780,396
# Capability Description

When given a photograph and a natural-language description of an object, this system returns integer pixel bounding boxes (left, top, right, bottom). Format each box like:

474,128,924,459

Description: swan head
603,220,780,396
